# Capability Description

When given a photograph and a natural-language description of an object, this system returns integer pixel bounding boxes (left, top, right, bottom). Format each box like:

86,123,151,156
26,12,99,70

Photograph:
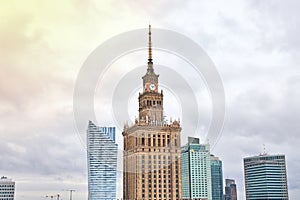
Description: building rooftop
0,176,14,183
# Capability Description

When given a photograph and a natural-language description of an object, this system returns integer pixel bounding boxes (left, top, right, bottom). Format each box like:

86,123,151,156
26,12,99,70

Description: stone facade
123,25,182,200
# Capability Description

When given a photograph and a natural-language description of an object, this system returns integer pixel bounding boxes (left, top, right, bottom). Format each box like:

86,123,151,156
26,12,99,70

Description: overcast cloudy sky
1,0,300,199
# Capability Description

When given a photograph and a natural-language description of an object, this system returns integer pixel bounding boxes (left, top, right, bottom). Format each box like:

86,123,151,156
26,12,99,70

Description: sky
1,0,300,199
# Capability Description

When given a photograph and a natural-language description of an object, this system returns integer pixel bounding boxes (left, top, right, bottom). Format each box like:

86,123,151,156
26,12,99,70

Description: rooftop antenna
263,144,267,155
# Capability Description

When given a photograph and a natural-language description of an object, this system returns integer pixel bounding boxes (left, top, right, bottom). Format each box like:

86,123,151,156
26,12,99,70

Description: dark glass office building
211,155,224,200
224,179,237,200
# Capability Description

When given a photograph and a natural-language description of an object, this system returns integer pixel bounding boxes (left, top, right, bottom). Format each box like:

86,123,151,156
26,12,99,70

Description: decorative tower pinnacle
145,24,156,77
148,24,152,64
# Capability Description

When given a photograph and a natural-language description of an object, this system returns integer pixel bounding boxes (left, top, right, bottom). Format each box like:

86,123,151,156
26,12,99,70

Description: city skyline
1,0,300,199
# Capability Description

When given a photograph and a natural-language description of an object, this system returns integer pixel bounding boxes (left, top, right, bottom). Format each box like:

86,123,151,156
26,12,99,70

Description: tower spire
148,24,152,63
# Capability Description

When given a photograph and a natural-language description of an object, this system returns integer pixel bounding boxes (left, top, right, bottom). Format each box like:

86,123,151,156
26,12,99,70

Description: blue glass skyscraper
243,154,288,200
87,121,118,200
211,155,224,200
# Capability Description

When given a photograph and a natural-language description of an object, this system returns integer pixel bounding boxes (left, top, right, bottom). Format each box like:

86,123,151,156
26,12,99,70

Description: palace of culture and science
122,25,182,200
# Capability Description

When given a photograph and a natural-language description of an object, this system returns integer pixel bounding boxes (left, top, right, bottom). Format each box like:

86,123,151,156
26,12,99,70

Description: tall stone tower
123,25,182,200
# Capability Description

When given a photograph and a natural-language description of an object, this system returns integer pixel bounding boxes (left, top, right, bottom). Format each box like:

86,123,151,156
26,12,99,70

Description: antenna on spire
263,144,267,155
148,24,152,63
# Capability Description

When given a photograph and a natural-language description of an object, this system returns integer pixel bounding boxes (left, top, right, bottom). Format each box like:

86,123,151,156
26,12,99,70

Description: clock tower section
139,25,164,124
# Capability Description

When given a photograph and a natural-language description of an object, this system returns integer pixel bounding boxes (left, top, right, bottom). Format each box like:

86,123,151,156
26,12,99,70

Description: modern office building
87,121,118,200
243,154,288,200
123,25,182,200
0,176,15,200
181,137,212,200
211,155,223,200
224,179,237,200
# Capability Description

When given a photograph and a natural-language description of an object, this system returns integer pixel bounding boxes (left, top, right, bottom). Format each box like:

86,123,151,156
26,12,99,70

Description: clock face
150,84,156,90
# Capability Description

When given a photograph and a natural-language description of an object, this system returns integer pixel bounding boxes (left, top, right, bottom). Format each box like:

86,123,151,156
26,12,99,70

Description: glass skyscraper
211,155,223,200
243,154,288,200
181,137,212,200
87,121,118,200
224,179,237,200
